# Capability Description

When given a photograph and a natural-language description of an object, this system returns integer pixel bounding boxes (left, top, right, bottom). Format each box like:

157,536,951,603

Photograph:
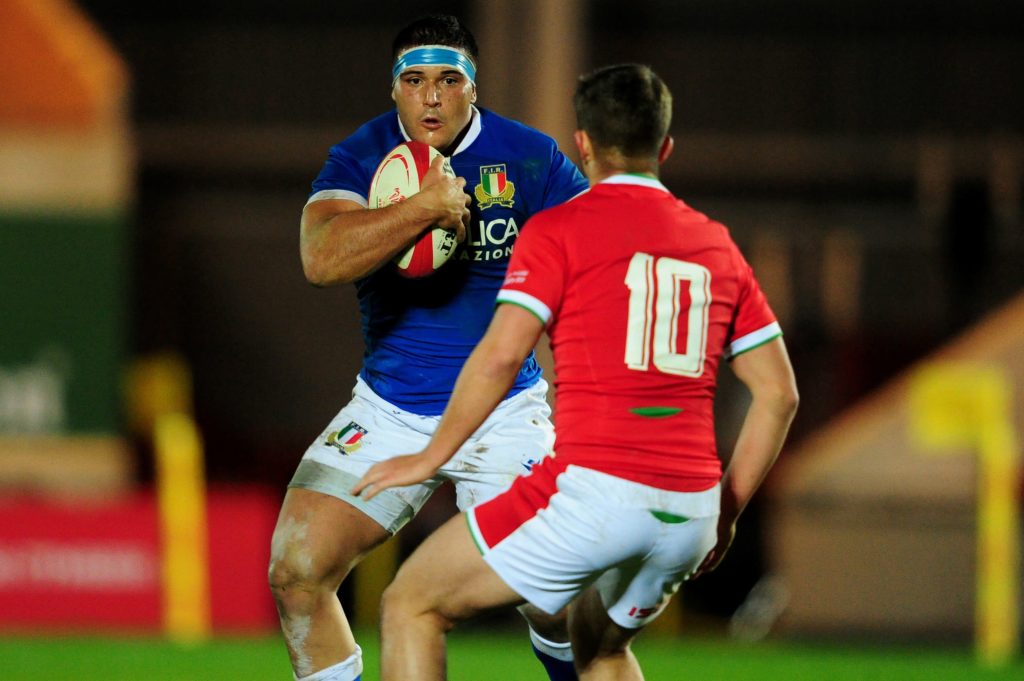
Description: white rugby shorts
289,376,553,533
467,458,720,629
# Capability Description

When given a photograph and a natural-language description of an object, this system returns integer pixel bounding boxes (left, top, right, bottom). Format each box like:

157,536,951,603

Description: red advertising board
0,485,279,632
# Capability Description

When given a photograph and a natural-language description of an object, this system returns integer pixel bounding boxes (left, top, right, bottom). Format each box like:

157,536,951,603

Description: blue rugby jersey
308,107,588,415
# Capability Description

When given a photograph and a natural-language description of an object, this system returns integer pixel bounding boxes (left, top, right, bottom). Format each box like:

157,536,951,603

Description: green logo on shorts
325,421,367,455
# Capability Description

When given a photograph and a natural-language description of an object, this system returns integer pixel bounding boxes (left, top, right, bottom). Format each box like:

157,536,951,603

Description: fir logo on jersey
474,164,516,210
325,421,368,454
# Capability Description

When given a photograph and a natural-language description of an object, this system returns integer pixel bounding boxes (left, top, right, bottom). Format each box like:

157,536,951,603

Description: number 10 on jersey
624,253,711,377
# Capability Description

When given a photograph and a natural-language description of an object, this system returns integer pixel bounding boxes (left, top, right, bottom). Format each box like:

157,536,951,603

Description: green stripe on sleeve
495,299,548,325
728,332,783,360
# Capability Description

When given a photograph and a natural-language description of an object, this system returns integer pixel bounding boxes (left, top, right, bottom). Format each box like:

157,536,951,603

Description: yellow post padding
125,354,194,436
909,363,1020,666
155,411,211,642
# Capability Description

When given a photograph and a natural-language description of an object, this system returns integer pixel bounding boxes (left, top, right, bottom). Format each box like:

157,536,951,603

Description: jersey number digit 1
624,252,711,377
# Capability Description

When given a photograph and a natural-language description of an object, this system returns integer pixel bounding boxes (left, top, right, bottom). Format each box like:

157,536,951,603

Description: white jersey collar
599,173,670,193
396,105,481,157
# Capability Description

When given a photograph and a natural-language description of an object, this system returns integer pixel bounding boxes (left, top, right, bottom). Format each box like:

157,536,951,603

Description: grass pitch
2,629,1022,680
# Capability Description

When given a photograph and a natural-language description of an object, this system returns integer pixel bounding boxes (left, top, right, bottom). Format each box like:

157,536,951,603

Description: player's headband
392,45,477,85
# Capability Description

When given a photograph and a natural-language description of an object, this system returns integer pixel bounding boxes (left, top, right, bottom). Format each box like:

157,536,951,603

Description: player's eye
404,76,422,86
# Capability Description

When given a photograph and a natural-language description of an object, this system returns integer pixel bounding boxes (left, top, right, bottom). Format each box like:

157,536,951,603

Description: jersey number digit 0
624,252,711,376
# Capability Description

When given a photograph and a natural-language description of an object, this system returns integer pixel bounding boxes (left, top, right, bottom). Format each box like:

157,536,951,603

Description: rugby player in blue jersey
268,14,588,681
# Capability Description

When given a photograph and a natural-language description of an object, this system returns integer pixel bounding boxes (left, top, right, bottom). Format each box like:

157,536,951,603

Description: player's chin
411,128,454,152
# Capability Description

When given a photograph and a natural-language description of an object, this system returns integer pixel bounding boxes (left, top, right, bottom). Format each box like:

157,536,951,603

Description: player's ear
574,130,591,164
470,83,477,103
658,135,674,165
390,86,397,103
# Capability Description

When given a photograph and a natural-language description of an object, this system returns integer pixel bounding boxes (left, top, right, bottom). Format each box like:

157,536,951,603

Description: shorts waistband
353,375,548,420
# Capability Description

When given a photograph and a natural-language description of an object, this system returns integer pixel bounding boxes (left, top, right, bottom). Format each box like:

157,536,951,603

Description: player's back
523,175,778,492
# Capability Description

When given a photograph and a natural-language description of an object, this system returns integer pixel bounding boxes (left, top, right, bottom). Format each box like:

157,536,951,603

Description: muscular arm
352,304,545,498
300,155,470,286
693,336,799,576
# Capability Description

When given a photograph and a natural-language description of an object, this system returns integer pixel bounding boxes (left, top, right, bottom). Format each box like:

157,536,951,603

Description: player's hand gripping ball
369,140,460,278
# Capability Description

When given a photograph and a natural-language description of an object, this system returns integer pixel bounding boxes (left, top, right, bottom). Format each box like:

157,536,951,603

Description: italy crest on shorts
474,164,516,210
325,421,367,454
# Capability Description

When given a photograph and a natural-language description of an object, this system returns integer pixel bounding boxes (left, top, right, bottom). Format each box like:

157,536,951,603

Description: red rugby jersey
497,174,780,492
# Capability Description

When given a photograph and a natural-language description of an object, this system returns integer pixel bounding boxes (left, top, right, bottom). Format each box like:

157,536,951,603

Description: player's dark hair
392,14,479,65
574,64,671,161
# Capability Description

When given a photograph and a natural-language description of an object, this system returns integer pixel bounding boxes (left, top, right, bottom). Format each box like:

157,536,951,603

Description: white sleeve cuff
726,321,782,359
305,189,368,208
496,289,552,325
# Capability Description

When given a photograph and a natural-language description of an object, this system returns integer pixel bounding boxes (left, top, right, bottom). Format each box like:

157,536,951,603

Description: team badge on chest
474,164,516,210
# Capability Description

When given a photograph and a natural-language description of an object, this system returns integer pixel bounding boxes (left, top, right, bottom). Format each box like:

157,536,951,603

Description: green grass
1,630,1022,680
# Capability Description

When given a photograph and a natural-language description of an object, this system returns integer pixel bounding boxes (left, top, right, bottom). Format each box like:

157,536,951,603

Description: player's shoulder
329,111,403,159
477,108,561,153
674,200,752,271
671,196,735,239
524,186,591,231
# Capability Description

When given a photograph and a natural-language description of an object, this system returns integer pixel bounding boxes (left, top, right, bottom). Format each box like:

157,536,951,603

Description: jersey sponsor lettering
458,245,515,262
458,217,519,262
469,216,519,246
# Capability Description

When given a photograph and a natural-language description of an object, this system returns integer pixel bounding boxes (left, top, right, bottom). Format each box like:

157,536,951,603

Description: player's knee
380,579,455,633
267,553,310,605
267,542,344,607
380,583,413,635
379,579,415,622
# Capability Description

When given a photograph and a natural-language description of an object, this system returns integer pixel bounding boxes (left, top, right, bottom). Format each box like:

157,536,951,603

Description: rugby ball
368,140,460,278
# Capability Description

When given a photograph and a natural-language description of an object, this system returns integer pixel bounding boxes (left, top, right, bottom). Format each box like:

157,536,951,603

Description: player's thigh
596,513,718,629
386,513,523,622
569,586,643,658
270,487,391,584
290,380,443,534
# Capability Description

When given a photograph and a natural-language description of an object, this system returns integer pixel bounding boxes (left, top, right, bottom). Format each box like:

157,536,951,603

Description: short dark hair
574,64,672,161
391,14,479,65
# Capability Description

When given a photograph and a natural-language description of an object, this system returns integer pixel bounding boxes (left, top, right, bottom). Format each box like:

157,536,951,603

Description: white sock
529,628,574,662
294,645,363,681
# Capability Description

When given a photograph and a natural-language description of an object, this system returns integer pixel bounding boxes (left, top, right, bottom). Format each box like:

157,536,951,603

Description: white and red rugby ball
368,140,459,278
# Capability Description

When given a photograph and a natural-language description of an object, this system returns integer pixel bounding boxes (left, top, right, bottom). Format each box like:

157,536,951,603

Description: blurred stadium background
2,0,1023,678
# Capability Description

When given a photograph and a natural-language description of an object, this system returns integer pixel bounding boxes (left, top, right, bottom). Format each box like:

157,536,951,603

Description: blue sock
529,628,577,681
532,645,577,681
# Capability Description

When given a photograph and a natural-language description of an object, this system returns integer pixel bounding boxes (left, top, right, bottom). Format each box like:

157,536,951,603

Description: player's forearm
720,389,798,520
300,198,439,286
